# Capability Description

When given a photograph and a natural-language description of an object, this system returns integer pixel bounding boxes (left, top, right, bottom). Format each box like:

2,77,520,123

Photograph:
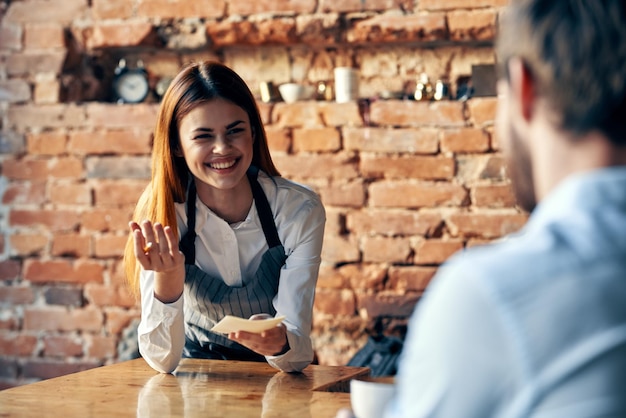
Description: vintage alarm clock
112,58,150,104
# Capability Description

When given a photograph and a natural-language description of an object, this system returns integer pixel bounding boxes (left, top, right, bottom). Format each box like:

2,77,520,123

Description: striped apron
179,168,286,361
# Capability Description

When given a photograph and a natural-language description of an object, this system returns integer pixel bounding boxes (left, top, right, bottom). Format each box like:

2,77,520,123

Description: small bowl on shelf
278,83,316,103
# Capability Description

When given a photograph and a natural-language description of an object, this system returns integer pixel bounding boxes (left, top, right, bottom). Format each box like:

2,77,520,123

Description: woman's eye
227,128,244,135
193,134,213,140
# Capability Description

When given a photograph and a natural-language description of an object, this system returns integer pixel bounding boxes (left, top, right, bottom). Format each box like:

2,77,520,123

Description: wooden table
0,358,369,417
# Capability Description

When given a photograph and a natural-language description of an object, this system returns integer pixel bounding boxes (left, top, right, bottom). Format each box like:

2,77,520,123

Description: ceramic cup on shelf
334,67,359,103
350,378,396,418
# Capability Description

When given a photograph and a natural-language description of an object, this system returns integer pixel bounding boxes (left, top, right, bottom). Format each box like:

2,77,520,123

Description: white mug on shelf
334,67,359,103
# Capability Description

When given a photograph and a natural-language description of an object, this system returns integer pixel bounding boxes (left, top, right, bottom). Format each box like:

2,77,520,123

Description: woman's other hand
229,314,290,357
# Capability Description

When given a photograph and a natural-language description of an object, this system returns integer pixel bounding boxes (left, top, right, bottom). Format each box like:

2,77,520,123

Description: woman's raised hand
130,220,186,303
130,220,185,273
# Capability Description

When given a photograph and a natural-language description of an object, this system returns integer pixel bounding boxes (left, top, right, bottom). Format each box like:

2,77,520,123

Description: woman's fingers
130,220,183,272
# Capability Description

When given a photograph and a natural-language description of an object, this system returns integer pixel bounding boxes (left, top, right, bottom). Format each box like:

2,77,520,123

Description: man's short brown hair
497,0,626,146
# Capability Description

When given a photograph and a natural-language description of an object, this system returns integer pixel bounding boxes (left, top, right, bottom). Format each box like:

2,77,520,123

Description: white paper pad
211,315,286,334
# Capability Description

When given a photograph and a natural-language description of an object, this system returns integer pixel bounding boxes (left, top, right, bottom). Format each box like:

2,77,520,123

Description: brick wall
0,0,524,388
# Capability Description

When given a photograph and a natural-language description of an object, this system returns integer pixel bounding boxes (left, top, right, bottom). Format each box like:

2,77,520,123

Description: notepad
211,315,286,334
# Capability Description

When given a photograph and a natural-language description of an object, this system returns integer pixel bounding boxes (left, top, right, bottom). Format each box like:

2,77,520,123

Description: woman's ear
173,145,184,157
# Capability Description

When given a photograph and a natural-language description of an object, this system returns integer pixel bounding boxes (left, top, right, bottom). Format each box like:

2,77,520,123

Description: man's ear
507,58,536,122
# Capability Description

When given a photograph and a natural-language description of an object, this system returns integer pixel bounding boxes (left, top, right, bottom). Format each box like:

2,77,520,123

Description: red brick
419,0,508,10
84,22,157,49
348,13,447,43
362,236,411,263
5,0,88,24
343,127,439,154
81,209,133,232
22,360,99,381
84,283,136,308
23,307,103,332
361,155,455,180
10,209,80,231
92,180,148,207
265,127,291,153
321,235,360,264
0,24,22,50
6,52,66,76
472,183,517,208
320,0,408,13
316,102,363,127
370,100,466,128
340,264,388,291
447,211,528,238
317,180,365,208
2,181,47,205
347,210,443,237
86,103,158,130
0,333,38,356
73,130,153,156
369,180,468,208
230,0,314,15
2,158,49,181
0,285,33,304
33,78,60,104
43,335,83,357
314,288,356,316
272,153,359,181
272,102,329,128
92,0,133,20
49,182,91,205
105,308,140,334
0,79,31,103
357,292,420,318
23,259,104,284
24,24,65,50
456,154,509,183
316,264,349,289
138,0,225,19
207,18,296,47
93,234,127,258
7,104,86,131
293,127,341,152
85,335,117,359
26,132,67,155
468,97,497,126
48,156,85,179
441,127,490,153
10,233,48,256
51,233,91,257
388,266,437,292
448,9,497,42
413,239,463,265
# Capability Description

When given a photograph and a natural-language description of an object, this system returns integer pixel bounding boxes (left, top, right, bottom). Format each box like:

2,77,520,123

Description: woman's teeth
209,160,236,169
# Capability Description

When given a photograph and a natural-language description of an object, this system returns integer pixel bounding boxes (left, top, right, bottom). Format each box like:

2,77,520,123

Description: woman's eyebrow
191,120,245,134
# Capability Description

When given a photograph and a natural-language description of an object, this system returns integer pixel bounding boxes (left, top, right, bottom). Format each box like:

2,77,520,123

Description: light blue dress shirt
386,167,626,418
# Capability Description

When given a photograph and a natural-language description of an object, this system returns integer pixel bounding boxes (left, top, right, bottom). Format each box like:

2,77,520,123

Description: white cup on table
349,378,396,418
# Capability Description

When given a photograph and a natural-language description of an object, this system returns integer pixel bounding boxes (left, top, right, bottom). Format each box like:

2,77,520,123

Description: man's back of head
497,0,626,146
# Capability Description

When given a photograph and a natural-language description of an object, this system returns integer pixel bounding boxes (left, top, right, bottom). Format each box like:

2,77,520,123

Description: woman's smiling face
178,98,254,194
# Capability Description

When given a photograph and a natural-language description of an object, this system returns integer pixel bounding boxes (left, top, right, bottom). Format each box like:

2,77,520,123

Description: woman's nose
212,135,229,152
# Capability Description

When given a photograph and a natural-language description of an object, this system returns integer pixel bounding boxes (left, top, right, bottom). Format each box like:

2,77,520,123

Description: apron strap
179,167,282,265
